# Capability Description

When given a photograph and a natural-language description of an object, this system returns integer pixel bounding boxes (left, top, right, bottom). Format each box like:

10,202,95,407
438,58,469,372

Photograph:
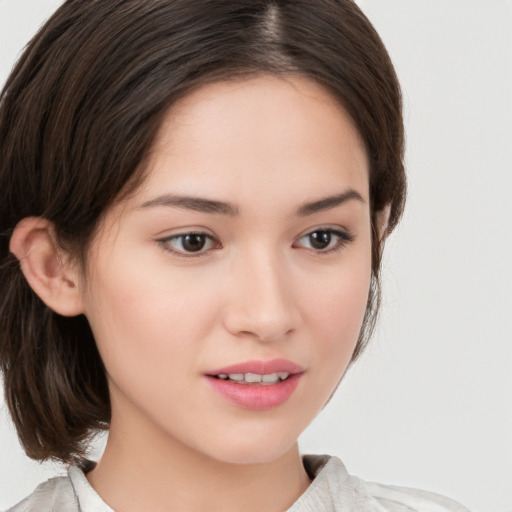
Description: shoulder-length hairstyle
0,0,405,464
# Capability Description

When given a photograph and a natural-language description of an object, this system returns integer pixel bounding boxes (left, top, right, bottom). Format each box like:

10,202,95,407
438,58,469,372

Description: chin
201,431,300,466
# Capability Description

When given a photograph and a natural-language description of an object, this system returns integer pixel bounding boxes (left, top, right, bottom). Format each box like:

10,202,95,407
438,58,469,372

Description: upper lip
206,358,304,376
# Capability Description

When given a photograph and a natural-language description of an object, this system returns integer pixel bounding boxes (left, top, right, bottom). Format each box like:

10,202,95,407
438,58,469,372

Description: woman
0,1,470,510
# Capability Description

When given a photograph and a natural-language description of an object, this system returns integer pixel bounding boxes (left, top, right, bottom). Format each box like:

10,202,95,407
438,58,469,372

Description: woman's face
79,75,372,464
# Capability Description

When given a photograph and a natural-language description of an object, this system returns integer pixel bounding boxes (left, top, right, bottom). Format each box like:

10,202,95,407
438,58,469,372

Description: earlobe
9,217,85,317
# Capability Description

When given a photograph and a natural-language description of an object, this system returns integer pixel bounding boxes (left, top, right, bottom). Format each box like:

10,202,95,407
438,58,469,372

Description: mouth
206,358,304,383
205,359,304,410
213,371,291,385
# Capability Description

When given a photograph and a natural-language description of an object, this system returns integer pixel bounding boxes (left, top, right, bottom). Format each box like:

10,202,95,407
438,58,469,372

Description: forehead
136,74,369,212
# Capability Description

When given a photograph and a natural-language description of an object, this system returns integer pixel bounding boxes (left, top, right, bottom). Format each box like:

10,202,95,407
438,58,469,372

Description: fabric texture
5,454,471,512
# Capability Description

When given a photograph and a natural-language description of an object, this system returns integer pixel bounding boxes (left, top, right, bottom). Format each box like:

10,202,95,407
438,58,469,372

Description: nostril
222,271,298,341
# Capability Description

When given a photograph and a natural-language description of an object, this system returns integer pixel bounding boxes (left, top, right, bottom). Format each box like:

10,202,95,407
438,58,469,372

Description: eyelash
157,232,220,257
157,228,354,257
294,228,354,254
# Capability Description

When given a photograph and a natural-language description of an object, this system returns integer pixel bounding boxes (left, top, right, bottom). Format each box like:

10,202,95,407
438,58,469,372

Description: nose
223,250,299,342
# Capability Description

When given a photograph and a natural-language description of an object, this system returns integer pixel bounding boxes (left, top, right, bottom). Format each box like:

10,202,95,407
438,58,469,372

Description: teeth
216,372,291,384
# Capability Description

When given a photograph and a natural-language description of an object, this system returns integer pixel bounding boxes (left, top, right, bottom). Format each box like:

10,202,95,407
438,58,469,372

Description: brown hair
0,0,405,464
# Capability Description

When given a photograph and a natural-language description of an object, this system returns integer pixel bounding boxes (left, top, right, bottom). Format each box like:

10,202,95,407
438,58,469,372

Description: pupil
310,231,331,250
183,234,206,252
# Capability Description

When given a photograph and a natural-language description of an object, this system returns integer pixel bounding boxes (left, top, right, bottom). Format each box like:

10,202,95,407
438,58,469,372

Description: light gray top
5,454,471,512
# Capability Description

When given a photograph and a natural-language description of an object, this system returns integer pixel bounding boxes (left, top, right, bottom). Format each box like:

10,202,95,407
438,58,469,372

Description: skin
12,74,373,511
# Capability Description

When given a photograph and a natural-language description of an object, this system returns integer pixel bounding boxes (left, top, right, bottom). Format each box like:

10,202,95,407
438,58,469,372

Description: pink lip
205,359,304,411
207,358,304,376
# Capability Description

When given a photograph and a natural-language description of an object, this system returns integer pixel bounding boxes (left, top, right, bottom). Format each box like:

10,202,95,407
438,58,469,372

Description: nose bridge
224,243,297,341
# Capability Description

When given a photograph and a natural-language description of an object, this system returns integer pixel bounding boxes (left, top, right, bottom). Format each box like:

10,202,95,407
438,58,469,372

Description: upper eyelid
166,231,214,239
159,231,219,245
154,225,215,237
155,226,353,247
156,226,351,240
156,232,219,257
292,230,353,257
296,229,352,241
297,225,353,239
156,228,218,243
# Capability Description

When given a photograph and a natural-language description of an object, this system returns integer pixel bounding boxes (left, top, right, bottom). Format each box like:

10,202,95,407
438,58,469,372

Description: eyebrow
140,189,364,216
140,195,239,216
296,189,365,216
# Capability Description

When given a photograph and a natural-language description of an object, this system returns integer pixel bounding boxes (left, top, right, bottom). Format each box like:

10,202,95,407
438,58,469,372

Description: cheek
310,286,369,363
82,252,222,376
308,250,371,330
300,244,372,369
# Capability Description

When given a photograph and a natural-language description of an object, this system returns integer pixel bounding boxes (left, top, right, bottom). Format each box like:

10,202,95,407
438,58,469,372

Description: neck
87,411,311,512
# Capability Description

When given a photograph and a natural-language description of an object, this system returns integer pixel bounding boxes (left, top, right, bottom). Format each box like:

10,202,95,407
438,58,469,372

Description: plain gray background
1,1,511,511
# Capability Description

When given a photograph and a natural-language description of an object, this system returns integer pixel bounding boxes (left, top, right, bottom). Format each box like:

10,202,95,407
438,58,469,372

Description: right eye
157,232,219,256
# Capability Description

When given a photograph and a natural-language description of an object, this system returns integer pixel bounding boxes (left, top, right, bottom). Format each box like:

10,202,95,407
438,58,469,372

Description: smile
205,359,304,410
215,372,290,384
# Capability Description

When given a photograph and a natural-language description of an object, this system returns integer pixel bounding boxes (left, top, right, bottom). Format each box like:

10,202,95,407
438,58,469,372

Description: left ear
9,217,85,317
375,204,391,241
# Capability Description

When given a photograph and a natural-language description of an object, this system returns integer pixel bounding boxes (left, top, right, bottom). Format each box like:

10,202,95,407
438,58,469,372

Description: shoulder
296,455,472,512
359,480,472,512
4,475,79,512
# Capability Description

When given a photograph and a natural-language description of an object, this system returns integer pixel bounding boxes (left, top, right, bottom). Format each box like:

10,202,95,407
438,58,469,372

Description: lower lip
205,373,302,410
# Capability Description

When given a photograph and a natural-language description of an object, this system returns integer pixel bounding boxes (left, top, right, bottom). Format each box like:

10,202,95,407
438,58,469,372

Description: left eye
294,229,353,252
158,233,217,255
